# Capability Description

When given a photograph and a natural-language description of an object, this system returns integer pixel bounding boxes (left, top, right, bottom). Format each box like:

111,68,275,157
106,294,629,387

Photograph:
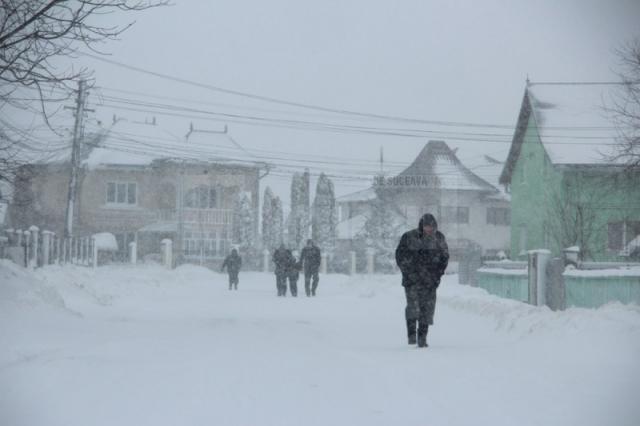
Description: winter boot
407,319,417,345
417,324,429,348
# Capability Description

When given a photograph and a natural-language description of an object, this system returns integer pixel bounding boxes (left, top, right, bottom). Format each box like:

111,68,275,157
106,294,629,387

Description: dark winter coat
395,213,449,289
300,245,321,273
221,252,242,274
273,247,291,275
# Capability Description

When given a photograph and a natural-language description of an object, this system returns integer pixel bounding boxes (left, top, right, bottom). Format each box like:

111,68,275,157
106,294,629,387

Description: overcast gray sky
13,0,640,207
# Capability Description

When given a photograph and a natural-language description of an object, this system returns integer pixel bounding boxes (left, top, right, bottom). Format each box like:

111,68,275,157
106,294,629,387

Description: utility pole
64,80,91,238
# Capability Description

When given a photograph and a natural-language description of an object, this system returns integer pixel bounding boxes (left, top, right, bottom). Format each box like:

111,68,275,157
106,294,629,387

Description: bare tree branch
606,37,640,170
0,0,168,193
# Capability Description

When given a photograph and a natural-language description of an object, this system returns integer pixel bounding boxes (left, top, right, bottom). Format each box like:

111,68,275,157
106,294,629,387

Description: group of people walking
273,239,321,297
221,239,322,297
221,212,449,349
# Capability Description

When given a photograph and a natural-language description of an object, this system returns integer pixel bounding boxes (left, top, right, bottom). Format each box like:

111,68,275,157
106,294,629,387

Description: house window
441,206,469,224
487,207,510,225
106,182,137,205
608,221,640,251
185,185,218,209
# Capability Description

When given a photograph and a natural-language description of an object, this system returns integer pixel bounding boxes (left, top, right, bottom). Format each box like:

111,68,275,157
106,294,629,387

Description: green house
500,82,640,261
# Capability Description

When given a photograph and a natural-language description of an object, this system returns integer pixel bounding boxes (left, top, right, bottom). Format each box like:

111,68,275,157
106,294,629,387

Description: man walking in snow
300,239,321,296
395,213,449,348
273,244,291,296
221,248,242,290
286,250,301,297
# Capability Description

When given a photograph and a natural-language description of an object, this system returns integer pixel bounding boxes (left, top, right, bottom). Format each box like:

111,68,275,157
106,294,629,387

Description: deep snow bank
0,259,67,312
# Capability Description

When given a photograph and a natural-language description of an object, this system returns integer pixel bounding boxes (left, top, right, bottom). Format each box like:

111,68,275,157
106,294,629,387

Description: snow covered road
1,261,639,426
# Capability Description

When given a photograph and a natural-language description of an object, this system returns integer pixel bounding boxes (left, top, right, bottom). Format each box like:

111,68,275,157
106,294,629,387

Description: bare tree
608,38,640,169
546,174,611,261
1,1,167,105
0,0,167,199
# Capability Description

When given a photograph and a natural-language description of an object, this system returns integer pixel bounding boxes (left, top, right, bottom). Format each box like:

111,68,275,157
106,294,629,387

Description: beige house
10,120,265,266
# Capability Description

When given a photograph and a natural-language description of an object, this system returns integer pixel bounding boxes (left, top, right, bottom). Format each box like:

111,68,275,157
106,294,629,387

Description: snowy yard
1,260,639,426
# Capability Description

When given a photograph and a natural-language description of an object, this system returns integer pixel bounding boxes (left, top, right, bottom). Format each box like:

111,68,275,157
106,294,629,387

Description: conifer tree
272,196,284,248
262,187,274,250
232,192,255,257
359,185,397,272
288,171,310,249
312,173,337,253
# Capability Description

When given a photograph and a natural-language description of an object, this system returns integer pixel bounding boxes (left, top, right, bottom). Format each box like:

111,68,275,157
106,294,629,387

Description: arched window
185,185,218,209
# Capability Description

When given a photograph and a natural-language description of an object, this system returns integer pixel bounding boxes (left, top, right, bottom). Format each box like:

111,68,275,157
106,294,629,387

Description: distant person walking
300,239,321,296
395,213,449,348
273,244,291,297
286,250,301,297
221,248,242,290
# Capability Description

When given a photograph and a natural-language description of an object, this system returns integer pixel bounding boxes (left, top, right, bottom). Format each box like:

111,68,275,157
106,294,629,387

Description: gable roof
395,140,498,192
336,187,376,203
500,82,622,184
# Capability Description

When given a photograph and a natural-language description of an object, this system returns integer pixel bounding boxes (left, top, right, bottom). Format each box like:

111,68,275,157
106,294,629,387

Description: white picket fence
0,226,178,270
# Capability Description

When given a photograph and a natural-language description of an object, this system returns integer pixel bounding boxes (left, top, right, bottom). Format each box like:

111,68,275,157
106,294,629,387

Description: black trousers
304,270,319,296
288,274,298,297
228,272,239,289
276,272,287,296
404,285,437,336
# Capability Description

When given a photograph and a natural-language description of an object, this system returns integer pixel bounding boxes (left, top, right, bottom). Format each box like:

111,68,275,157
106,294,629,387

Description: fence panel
564,271,640,308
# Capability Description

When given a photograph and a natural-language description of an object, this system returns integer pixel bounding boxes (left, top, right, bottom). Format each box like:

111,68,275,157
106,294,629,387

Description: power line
77,51,521,130
96,98,622,146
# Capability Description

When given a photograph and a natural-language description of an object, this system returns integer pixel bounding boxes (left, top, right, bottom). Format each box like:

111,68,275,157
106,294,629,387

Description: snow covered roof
45,120,265,170
336,187,377,203
501,82,623,184
395,140,499,192
528,83,620,164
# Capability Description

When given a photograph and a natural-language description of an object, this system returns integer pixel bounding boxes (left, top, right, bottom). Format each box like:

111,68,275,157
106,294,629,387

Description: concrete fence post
42,231,52,266
75,238,81,264
56,236,61,264
349,251,356,275
29,226,39,268
161,239,173,269
366,248,375,275
16,229,23,247
263,249,270,273
22,230,30,267
129,241,137,265
91,236,98,268
527,250,551,306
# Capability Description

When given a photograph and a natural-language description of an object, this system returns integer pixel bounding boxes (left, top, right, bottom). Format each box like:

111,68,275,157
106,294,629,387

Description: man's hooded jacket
395,213,449,288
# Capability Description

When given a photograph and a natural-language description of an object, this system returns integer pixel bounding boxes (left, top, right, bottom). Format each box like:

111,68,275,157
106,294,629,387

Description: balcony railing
156,209,233,225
